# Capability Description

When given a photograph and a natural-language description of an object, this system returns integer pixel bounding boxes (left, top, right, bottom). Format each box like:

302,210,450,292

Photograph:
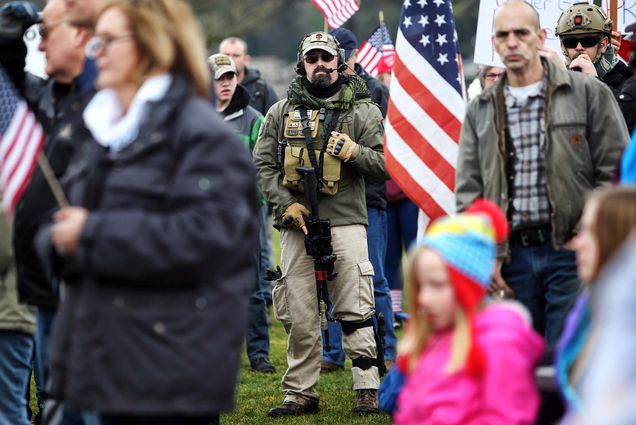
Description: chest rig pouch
281,108,341,196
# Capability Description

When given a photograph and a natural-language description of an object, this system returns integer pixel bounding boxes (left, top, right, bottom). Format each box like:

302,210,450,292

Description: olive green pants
273,224,379,404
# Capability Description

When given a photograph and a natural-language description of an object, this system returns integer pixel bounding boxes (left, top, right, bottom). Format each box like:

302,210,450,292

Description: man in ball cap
254,31,387,416
208,53,275,374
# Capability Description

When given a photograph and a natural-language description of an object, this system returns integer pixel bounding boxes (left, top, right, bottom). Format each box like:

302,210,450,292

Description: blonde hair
96,0,210,98
588,186,636,280
399,246,472,374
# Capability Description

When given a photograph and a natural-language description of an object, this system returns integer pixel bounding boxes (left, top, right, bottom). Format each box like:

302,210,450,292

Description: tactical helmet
555,2,612,37
295,31,345,75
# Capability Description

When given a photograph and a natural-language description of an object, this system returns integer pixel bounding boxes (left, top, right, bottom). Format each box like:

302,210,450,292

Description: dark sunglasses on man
304,52,335,64
562,34,602,49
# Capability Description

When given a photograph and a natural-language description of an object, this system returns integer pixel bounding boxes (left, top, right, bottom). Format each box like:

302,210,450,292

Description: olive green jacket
456,58,629,257
253,77,387,227
0,212,36,335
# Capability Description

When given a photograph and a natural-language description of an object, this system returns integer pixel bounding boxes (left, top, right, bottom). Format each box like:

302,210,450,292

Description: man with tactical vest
555,2,632,102
253,31,387,417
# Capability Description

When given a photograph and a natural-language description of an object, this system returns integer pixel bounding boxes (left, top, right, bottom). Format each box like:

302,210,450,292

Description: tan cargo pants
273,224,379,404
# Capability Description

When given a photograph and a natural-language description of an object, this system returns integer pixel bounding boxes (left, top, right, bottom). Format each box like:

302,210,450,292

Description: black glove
0,2,40,40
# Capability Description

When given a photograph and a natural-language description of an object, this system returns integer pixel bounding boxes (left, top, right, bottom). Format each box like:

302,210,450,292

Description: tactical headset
295,32,346,76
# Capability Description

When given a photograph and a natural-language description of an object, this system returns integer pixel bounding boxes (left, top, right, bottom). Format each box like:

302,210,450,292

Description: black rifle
295,166,337,351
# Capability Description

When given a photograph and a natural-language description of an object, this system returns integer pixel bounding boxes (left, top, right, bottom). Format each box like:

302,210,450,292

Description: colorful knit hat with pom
420,199,509,375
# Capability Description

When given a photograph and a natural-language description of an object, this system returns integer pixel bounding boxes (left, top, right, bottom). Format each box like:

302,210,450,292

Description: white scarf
83,74,173,152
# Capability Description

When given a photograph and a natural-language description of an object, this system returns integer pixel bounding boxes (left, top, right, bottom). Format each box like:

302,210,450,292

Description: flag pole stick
610,0,618,56
324,17,328,32
37,152,69,209
379,10,384,25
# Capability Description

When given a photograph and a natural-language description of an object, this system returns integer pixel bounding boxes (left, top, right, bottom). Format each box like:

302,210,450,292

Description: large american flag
310,0,360,29
357,22,396,77
385,0,465,227
0,66,44,214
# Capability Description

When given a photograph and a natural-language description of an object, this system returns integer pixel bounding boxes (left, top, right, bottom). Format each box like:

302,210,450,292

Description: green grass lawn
220,228,395,424
221,318,393,425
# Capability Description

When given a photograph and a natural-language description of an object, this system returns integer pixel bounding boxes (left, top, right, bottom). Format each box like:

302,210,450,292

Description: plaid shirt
504,79,551,229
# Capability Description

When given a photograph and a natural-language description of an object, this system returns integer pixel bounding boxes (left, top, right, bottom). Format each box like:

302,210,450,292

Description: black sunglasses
562,35,601,49
304,52,335,64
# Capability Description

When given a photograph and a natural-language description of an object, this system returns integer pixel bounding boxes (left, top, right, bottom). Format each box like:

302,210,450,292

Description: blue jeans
35,307,56,401
322,208,396,366
35,308,99,425
0,331,34,425
385,199,418,291
246,206,270,363
502,240,581,348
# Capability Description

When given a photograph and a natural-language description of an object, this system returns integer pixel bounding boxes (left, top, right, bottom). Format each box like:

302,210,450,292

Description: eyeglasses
85,33,135,59
561,35,601,49
304,52,335,64
494,28,532,40
485,72,503,80
38,20,67,40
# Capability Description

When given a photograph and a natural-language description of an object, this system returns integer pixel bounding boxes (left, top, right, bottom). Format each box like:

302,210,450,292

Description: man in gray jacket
456,0,628,347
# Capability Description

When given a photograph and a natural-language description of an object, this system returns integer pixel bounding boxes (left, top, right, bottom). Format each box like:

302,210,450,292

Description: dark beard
310,73,332,88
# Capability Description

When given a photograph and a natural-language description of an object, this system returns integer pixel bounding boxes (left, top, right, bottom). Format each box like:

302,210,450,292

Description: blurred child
555,186,636,424
394,200,544,425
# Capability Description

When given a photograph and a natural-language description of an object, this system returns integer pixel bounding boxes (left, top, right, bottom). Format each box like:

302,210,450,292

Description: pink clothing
394,303,545,425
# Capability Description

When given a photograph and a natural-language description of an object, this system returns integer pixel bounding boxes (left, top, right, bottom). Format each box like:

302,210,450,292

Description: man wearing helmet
253,31,387,417
555,1,632,98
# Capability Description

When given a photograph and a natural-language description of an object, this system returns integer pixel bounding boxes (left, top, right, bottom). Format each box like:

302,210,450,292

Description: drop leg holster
340,314,387,377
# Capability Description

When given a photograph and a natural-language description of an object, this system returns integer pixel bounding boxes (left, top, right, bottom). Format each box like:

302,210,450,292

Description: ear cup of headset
295,52,306,75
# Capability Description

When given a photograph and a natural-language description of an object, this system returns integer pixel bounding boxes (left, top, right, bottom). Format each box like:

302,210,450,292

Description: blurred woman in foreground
555,186,636,424
40,1,259,424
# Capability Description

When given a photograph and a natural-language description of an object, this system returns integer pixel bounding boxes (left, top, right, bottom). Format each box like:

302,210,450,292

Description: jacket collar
223,84,251,116
477,57,571,102
104,75,191,160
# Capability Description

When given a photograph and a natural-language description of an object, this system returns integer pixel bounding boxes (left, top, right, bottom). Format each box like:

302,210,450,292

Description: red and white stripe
310,0,360,29
385,30,465,225
0,101,44,214
357,41,382,75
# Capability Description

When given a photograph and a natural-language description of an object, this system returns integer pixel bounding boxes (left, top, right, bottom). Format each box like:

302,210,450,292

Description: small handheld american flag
357,22,396,77
0,65,45,215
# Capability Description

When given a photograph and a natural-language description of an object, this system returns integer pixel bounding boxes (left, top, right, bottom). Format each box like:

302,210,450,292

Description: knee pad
352,356,376,370
340,318,374,335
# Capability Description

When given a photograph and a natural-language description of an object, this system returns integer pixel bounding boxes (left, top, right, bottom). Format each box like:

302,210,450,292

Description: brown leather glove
326,131,359,162
282,202,310,230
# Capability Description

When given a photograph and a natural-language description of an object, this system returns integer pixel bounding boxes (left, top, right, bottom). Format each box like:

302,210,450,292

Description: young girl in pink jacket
394,200,545,425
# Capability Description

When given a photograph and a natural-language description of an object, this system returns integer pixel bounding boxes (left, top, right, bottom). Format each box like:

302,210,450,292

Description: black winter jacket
41,77,259,414
355,63,389,210
619,76,636,135
242,66,279,116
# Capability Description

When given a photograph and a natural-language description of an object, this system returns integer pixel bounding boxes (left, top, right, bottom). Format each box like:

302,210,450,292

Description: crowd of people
0,0,635,424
